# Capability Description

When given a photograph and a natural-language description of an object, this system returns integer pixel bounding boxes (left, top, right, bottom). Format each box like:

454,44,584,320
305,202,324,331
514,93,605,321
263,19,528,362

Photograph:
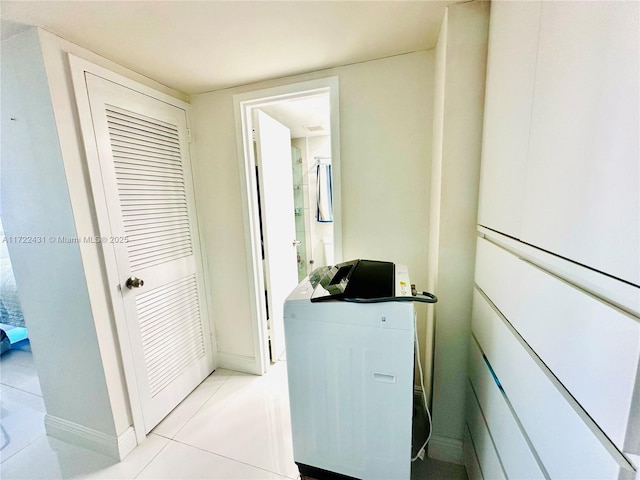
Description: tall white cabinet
466,2,639,479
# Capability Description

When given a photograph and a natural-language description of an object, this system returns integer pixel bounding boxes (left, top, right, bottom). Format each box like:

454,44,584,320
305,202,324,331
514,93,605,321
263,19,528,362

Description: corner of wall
427,0,490,459
1,27,119,439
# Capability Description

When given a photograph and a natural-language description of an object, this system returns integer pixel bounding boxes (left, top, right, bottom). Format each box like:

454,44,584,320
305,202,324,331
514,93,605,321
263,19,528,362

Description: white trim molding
45,415,137,460
428,434,465,465
216,352,261,375
232,77,341,375
478,226,640,318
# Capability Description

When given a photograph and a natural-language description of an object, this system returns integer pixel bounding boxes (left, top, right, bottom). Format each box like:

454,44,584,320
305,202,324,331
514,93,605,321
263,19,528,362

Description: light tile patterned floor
1,344,466,479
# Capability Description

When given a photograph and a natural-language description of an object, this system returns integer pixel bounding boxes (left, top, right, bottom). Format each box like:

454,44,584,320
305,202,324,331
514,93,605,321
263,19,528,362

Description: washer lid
310,259,395,302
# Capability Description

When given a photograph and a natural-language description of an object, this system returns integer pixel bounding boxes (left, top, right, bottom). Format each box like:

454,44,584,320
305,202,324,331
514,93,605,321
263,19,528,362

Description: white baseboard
116,426,138,459
217,352,261,375
45,415,138,460
428,434,465,465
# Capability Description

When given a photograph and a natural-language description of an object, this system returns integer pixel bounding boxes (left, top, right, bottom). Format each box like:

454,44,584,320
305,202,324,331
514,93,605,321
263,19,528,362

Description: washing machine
283,259,416,480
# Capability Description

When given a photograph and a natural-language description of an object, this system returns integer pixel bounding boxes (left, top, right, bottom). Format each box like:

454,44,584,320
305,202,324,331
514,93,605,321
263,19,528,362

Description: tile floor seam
165,370,233,440
132,435,175,480
7,383,42,399
0,432,46,465
168,438,297,480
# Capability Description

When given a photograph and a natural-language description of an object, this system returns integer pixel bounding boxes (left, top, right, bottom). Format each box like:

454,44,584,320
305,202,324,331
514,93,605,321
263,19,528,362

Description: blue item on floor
0,324,28,355
0,329,9,355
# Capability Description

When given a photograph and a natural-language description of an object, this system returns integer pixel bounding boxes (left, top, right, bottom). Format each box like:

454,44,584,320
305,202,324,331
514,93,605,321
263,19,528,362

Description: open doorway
0,217,28,354
0,216,46,461
234,77,341,373
259,95,335,282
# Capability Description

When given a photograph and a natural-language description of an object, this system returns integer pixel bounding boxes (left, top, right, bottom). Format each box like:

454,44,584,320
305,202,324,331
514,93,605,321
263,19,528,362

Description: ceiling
0,1,458,96
259,93,330,138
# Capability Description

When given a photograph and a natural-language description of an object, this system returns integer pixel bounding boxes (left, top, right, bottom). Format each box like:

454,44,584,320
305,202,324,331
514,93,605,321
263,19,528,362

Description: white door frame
233,77,342,374
69,54,215,445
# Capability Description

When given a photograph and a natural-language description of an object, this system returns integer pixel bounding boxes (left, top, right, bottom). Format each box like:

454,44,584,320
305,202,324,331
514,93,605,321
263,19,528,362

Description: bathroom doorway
259,96,336,281
234,77,342,373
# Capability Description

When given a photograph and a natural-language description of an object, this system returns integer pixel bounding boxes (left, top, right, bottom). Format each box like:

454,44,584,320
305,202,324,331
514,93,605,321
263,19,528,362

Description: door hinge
187,128,192,143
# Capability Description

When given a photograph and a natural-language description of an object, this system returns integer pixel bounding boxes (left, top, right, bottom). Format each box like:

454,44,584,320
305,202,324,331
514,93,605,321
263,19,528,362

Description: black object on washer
309,259,395,303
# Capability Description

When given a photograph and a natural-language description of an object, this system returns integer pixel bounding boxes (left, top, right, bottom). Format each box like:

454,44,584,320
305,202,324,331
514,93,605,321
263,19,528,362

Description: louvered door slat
128,241,192,258
142,315,202,356
140,303,200,338
130,248,193,271
143,314,201,357
145,326,203,366
127,230,191,245
120,192,187,202
120,194,187,202
104,102,196,277
115,163,184,178
123,213,189,226
136,273,205,397
138,288,198,318
111,143,182,161
126,226,190,242
109,123,181,144
116,179,185,189
148,336,204,378
136,276,194,306
108,126,181,149
107,115,182,141
143,315,203,362
113,152,183,168
121,205,188,215
130,249,193,269
107,110,179,136
148,343,204,397
119,187,186,195
121,206,188,217
127,237,188,252
124,218,190,232
109,131,180,152
121,199,187,208
115,169,185,182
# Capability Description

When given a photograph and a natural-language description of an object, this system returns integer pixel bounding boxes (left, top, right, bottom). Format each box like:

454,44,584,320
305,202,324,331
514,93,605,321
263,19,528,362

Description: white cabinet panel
471,289,625,479
477,1,541,237
521,1,640,285
475,237,640,451
468,337,545,479
463,424,484,480
515,259,640,451
474,237,522,322
466,382,506,480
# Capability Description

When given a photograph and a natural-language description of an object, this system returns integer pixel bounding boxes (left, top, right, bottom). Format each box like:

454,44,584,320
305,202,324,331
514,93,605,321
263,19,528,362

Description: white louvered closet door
84,73,213,433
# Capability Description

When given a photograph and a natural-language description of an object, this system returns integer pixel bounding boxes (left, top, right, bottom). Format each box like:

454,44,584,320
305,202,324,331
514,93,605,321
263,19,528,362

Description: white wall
427,1,490,464
191,51,435,375
1,27,118,447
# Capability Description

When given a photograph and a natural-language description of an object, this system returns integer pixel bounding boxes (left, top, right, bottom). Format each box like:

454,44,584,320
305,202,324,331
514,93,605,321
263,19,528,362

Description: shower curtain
316,163,333,223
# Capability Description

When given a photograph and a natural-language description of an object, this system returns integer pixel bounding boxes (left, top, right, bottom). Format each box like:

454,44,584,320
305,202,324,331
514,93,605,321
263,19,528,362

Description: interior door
84,73,213,433
255,110,299,362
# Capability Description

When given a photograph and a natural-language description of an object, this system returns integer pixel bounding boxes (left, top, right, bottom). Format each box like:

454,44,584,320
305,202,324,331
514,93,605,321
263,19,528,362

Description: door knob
126,277,144,289
293,240,301,247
